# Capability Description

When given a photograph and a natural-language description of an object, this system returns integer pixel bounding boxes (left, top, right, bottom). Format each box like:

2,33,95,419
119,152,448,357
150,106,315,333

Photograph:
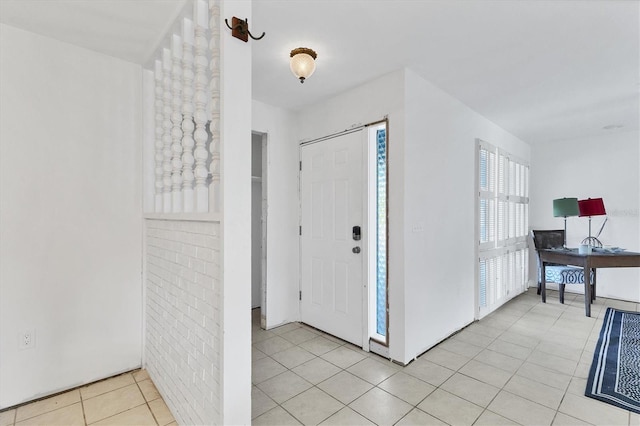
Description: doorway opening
251,132,267,328
298,119,389,353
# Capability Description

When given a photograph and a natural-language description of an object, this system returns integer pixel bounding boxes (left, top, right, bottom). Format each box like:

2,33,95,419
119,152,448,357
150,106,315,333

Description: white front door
300,130,365,346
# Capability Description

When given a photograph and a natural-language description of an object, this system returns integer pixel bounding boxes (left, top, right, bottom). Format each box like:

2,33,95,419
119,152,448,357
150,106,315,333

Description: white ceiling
0,0,187,64
1,0,638,144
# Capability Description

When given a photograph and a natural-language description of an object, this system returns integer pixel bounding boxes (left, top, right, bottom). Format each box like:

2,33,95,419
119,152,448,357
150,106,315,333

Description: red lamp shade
578,198,606,217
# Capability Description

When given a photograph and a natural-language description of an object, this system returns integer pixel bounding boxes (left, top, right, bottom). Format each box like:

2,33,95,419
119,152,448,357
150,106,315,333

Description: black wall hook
224,17,265,42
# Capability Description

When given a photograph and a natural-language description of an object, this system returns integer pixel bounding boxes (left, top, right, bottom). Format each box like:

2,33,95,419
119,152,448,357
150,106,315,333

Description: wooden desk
539,249,640,317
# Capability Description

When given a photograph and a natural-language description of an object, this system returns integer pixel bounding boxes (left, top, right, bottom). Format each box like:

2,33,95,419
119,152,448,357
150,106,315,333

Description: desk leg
584,264,591,317
541,262,547,303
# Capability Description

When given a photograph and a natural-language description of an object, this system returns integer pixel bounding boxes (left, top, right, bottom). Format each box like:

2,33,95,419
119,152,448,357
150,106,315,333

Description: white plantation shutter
496,253,505,300
478,145,496,250
498,154,506,194
497,200,506,242
477,139,529,317
479,258,487,308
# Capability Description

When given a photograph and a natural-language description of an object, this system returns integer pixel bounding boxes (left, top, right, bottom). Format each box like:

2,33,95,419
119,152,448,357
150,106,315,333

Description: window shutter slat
477,140,529,317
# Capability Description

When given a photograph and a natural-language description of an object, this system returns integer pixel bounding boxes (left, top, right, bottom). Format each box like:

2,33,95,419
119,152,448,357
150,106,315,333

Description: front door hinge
299,291,302,301
299,161,302,171
299,226,302,235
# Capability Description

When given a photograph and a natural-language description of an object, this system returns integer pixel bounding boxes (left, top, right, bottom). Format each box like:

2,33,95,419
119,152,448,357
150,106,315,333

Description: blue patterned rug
586,308,640,414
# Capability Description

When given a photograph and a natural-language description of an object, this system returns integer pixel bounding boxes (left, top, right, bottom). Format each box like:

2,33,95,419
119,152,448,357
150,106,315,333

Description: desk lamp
578,198,606,247
553,198,579,247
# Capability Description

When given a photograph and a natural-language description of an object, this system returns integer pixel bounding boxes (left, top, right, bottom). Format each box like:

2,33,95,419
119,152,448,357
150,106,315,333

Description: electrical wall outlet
18,329,35,350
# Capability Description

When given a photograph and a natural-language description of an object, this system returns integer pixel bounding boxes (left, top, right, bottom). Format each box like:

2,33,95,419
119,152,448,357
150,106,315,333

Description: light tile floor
2,288,638,426
252,288,640,425
0,369,175,426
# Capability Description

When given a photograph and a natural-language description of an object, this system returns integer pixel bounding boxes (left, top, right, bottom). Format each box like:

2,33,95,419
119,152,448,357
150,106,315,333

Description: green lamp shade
553,198,579,218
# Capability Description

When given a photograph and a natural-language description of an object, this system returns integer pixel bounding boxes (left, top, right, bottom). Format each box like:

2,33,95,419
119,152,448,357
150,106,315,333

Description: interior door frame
251,131,268,329
367,119,389,349
298,119,388,351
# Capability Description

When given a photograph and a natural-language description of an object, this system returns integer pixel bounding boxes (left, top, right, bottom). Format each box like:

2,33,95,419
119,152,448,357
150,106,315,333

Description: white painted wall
296,71,406,142
0,24,142,408
530,130,640,302
142,69,156,213
403,69,530,363
251,100,301,328
219,0,252,423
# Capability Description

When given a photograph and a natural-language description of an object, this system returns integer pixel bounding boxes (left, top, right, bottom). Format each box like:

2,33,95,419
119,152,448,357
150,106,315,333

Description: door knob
352,247,361,254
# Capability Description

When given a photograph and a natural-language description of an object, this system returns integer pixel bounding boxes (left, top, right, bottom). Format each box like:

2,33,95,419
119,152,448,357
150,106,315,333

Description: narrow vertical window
368,121,388,349
376,128,387,336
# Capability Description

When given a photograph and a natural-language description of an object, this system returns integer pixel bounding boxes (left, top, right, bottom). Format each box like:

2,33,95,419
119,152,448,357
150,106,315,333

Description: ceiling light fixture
290,47,317,83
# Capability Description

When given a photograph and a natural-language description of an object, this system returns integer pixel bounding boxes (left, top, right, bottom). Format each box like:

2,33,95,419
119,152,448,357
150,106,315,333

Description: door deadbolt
352,226,361,241
352,246,361,254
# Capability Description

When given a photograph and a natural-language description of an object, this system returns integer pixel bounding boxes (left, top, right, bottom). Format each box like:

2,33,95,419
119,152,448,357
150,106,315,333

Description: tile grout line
260,332,466,425
79,388,88,426
10,370,156,426
467,300,544,425
256,290,631,424
85,372,163,426
257,322,405,423
84,372,146,425
133,375,161,426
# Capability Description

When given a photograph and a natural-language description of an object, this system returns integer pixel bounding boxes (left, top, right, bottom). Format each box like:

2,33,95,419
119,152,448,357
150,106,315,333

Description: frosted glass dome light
290,47,317,83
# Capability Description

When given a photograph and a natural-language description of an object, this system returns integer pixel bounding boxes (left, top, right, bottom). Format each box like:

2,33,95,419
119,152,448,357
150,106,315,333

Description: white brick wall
145,219,221,425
